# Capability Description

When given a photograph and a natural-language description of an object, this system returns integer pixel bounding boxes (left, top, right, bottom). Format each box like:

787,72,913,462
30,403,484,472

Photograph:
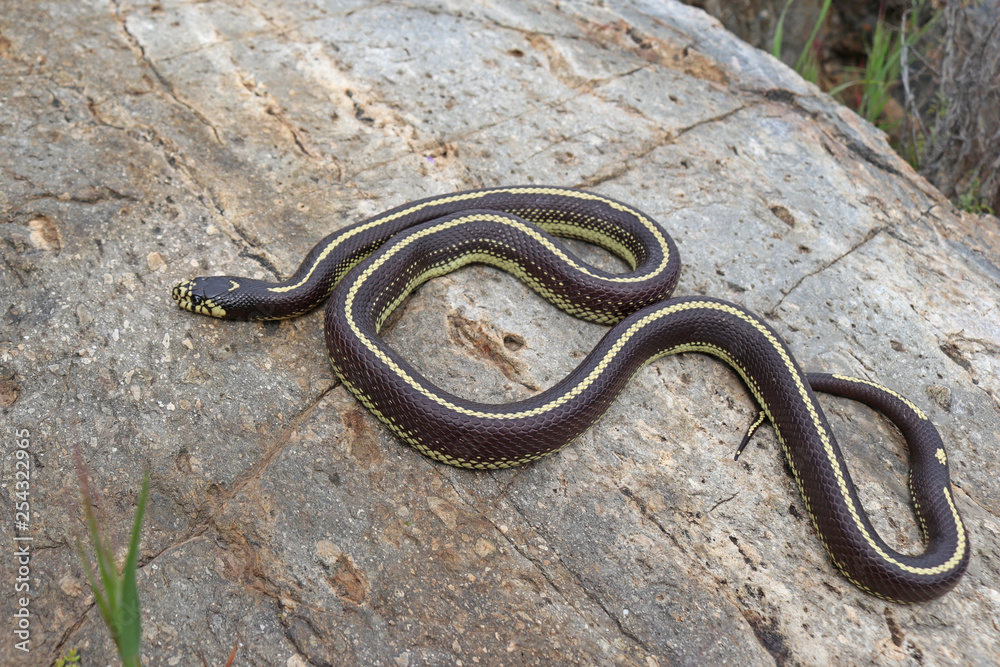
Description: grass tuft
956,177,996,216
55,647,81,666
73,445,149,667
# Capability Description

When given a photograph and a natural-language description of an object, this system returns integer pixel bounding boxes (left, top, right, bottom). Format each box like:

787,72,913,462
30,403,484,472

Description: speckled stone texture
1,1,998,665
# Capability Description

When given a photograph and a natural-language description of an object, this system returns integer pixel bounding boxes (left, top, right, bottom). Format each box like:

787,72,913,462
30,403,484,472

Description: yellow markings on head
174,287,227,318
190,301,226,318
229,280,241,291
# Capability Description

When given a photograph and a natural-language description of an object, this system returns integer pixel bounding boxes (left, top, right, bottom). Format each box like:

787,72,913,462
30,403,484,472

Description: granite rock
1,1,998,665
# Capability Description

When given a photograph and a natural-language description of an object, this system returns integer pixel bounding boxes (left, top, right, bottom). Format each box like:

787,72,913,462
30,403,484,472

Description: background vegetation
688,0,999,215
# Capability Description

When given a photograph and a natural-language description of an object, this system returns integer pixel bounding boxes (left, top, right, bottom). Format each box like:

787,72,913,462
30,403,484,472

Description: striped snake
173,186,968,602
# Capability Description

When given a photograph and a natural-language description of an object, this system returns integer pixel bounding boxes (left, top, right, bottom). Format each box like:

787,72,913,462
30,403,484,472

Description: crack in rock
769,225,887,316
109,0,223,144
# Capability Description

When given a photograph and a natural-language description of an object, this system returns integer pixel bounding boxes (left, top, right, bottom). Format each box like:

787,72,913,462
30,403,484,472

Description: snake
172,186,968,603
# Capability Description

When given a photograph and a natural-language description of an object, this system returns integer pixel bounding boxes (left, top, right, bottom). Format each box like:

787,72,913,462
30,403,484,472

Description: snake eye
190,295,204,306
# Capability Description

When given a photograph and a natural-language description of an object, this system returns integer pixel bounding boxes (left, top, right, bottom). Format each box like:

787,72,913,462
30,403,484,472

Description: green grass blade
860,13,904,125
794,0,833,74
771,0,796,59
73,446,150,665
827,79,860,97
76,537,113,628
115,471,150,666
74,447,120,614
798,47,821,84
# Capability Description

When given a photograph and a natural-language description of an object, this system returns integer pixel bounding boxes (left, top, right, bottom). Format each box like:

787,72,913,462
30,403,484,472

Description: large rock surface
2,1,999,665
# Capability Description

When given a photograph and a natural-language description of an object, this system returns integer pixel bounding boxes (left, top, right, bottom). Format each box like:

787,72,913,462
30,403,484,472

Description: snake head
172,277,245,319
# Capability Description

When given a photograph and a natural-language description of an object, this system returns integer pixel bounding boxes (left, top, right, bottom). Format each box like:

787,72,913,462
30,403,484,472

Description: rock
1,1,997,665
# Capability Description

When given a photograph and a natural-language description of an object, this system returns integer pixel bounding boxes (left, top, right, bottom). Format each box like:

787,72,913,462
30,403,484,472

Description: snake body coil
173,186,968,602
